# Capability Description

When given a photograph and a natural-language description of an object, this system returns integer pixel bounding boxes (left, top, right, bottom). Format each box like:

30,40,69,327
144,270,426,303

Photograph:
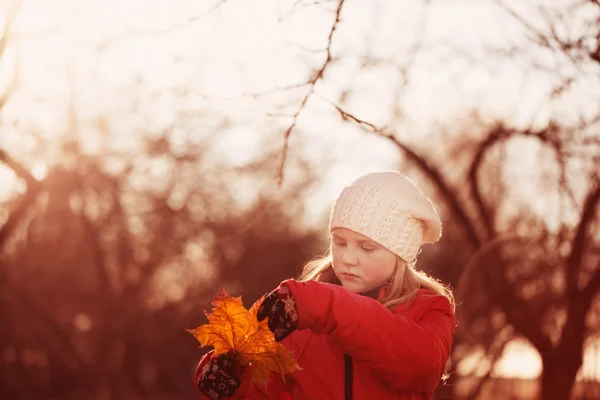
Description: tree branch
0,0,21,109
467,125,508,240
327,101,482,249
492,0,592,68
278,0,338,23
0,69,17,110
95,0,231,50
584,259,600,304
0,150,40,248
274,0,346,187
574,184,600,303
491,0,553,47
464,331,512,400
460,235,554,355
4,280,85,369
468,123,568,240
390,0,431,119
0,149,36,188
130,0,229,35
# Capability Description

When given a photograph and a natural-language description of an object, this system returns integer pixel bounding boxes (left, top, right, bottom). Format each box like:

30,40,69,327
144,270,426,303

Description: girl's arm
282,280,456,392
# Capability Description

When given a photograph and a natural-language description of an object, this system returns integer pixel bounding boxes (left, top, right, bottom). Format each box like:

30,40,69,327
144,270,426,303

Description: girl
194,171,456,400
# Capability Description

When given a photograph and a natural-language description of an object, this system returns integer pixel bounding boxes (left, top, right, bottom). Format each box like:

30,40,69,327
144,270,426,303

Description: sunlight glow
458,339,600,381
494,340,542,379
1,0,598,382
31,161,48,180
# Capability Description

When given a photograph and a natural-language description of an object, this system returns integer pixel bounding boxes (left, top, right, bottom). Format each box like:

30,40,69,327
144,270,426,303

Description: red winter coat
196,279,456,400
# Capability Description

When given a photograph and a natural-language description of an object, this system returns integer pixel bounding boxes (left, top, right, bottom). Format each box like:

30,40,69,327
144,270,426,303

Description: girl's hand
195,350,244,399
257,285,299,341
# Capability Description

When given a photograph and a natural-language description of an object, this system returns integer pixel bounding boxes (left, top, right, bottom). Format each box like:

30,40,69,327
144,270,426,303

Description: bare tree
271,1,600,398
0,125,323,399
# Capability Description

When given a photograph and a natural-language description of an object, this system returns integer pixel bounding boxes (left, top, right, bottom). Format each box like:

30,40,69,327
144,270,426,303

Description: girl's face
330,228,397,294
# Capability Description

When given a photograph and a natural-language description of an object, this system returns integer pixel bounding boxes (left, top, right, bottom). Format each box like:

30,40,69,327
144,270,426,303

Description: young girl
194,171,456,400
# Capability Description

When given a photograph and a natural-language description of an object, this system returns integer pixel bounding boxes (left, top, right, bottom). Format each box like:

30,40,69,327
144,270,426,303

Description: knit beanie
329,171,442,263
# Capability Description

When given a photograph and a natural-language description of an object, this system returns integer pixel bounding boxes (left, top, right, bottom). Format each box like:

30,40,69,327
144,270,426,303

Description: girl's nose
342,249,358,266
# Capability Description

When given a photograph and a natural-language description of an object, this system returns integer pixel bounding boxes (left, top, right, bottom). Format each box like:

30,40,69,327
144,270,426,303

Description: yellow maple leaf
188,289,300,385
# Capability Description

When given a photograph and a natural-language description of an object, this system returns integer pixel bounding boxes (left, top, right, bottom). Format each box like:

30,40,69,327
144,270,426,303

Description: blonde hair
298,247,455,311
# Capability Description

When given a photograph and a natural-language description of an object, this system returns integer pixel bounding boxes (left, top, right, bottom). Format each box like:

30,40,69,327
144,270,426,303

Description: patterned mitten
195,350,244,399
257,284,299,342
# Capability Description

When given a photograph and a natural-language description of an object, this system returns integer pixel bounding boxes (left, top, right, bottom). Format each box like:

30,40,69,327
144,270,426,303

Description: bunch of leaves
188,289,300,385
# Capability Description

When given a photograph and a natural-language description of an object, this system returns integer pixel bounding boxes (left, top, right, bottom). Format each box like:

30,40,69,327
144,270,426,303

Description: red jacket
196,279,456,400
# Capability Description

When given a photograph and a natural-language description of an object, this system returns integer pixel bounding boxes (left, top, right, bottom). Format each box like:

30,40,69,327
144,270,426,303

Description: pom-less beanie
329,171,442,263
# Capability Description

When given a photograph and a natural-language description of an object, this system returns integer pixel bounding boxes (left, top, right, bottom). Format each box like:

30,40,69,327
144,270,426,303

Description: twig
0,0,21,109
95,0,230,49
129,0,229,35
492,0,588,69
491,0,552,48
0,149,40,247
324,100,482,250
321,98,379,131
274,0,431,184
193,83,309,101
274,0,346,187
278,0,338,23
464,330,512,400
460,235,554,355
390,0,432,118
283,41,327,54
0,149,36,188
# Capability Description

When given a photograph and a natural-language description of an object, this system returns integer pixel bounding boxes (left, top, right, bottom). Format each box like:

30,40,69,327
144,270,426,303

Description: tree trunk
540,354,581,400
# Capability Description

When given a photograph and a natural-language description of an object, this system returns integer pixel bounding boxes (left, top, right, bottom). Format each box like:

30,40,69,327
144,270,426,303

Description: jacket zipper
344,354,353,400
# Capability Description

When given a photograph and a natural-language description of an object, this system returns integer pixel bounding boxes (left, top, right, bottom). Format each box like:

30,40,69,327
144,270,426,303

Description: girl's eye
362,247,376,252
334,241,346,246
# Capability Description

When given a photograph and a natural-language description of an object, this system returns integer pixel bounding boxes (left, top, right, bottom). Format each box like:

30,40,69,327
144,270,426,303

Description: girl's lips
341,273,359,279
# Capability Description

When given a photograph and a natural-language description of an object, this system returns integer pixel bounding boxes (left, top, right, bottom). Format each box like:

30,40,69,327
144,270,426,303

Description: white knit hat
329,171,442,263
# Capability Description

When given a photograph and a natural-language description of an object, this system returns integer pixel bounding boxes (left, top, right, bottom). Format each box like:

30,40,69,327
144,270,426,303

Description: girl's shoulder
414,287,446,300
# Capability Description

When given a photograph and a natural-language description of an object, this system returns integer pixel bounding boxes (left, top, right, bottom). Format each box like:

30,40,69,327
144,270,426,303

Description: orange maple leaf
188,289,300,385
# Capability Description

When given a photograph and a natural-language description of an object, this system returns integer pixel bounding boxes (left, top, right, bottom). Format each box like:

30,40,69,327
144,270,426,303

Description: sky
1,0,599,380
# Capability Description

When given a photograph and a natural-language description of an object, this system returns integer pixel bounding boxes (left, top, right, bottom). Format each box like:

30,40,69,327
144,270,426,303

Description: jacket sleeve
239,370,294,400
282,279,456,392
194,352,293,400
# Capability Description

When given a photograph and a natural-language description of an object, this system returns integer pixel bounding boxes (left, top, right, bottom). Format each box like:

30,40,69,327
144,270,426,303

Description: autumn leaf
187,289,300,385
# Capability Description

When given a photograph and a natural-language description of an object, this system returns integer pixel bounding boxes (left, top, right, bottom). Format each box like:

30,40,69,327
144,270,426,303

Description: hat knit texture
329,171,442,263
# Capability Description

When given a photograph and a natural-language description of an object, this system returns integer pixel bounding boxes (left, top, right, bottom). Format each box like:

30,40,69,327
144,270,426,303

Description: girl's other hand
257,285,299,342
195,350,244,399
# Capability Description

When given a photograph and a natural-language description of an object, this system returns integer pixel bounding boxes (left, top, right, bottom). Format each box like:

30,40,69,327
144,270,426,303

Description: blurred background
0,0,599,399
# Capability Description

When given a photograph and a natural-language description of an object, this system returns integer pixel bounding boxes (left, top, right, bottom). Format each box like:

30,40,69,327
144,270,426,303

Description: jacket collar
331,276,388,300
361,285,389,300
